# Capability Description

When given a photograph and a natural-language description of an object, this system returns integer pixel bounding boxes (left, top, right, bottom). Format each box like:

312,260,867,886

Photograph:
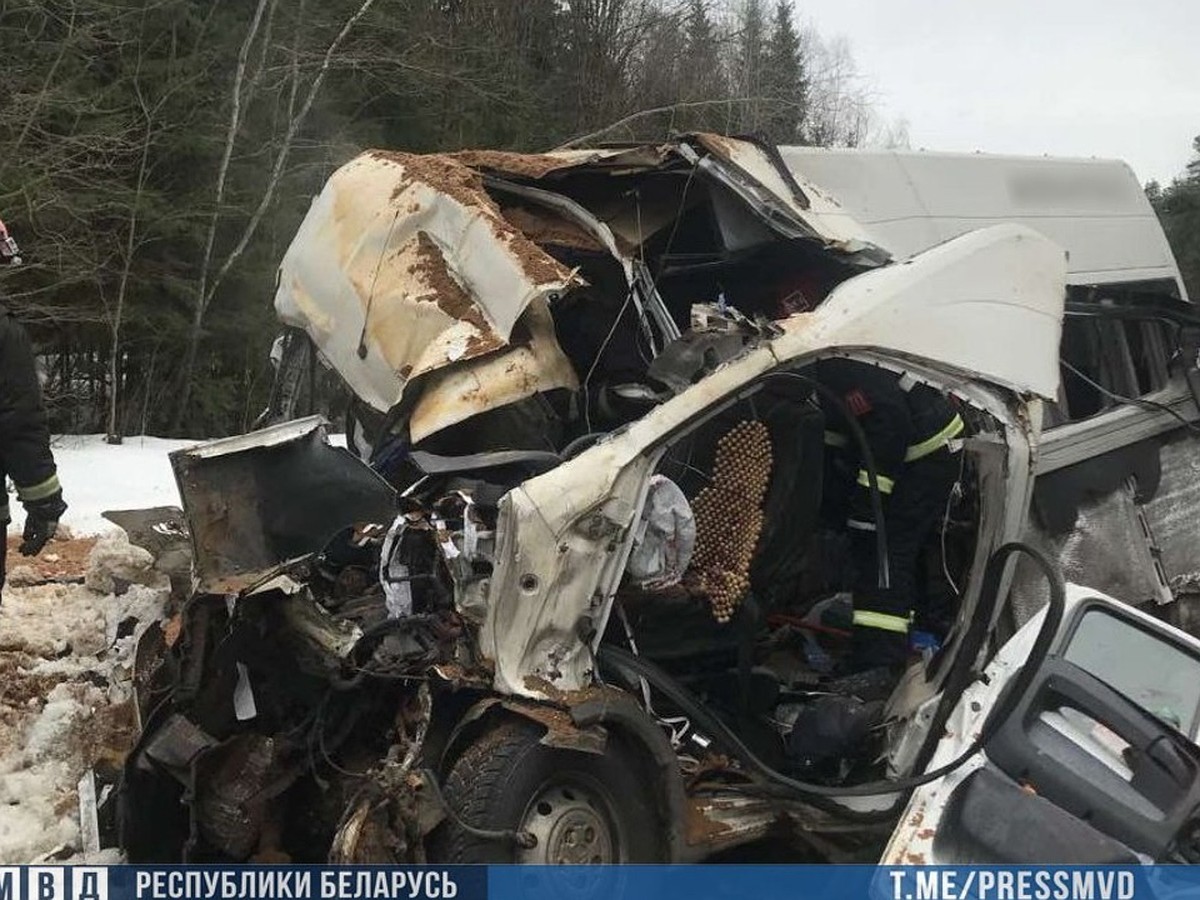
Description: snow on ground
0,534,169,863
7,435,196,537
7,431,347,537
0,435,190,861
0,427,351,862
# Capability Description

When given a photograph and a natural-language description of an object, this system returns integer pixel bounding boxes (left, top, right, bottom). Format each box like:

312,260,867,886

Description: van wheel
429,720,663,863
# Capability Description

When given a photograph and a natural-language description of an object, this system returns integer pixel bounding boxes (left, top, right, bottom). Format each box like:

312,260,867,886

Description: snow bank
6,435,196,538
0,426,351,861
0,551,169,863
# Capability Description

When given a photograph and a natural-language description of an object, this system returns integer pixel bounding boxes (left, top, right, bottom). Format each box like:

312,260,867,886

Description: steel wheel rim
516,776,624,864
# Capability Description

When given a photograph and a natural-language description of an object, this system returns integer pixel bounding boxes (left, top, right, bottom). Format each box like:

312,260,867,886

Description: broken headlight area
120,576,467,862
121,428,509,862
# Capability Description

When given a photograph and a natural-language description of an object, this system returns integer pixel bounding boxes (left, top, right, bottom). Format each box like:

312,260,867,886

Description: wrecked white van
118,136,1200,866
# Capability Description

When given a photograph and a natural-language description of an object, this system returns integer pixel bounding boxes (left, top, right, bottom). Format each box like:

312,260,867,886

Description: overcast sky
800,0,1200,186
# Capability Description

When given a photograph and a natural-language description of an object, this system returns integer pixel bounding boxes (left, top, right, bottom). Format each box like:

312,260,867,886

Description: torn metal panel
483,226,1063,699
1012,486,1169,626
170,417,396,594
680,795,777,859
882,598,1045,865
274,151,578,414
1143,434,1200,596
408,298,578,444
772,223,1067,401
273,135,896,440
454,144,672,179
487,177,631,262
1033,440,1162,534
483,347,779,697
691,133,882,253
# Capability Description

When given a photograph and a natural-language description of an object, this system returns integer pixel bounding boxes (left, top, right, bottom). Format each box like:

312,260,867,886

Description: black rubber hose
419,768,537,849
329,615,439,691
561,431,608,460
598,541,1065,802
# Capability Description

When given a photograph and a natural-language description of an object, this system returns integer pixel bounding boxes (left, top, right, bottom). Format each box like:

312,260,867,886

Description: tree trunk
107,95,154,445
172,0,272,435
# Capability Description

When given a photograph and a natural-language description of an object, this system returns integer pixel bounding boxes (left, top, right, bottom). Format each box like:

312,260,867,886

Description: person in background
0,218,67,602
817,358,963,677
769,268,963,685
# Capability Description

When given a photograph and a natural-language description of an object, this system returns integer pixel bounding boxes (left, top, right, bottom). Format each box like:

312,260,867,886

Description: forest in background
1149,141,1200,306
2,0,1195,440
1,0,895,439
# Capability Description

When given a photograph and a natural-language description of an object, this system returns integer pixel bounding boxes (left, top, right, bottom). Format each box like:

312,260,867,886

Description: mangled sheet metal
689,133,881,252
773,223,1067,401
274,150,579,417
275,135,889,443
486,225,1066,699
408,295,578,444
460,135,883,254
170,417,396,594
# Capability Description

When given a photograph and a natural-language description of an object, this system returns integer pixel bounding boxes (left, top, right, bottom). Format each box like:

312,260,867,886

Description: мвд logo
0,868,108,900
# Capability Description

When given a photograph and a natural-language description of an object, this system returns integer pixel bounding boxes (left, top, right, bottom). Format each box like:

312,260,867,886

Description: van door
884,585,1200,864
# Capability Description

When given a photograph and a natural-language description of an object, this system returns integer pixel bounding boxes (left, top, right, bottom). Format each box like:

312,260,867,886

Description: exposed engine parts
689,419,774,623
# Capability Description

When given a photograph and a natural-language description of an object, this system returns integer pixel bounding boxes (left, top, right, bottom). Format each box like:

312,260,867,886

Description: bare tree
173,0,377,432
801,32,875,147
173,0,272,432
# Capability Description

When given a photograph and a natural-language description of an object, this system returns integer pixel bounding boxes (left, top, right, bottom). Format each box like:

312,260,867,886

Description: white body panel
779,147,1186,298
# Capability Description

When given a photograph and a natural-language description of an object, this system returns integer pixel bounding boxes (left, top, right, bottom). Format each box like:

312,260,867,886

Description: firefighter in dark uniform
818,357,963,674
0,219,67,600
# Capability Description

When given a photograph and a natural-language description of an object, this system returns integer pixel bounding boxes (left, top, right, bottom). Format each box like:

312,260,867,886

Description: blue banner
1,865,1197,900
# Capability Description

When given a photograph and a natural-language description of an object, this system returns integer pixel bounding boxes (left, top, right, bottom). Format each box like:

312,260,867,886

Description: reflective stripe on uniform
856,470,895,494
823,430,849,449
847,518,876,532
16,473,60,502
853,609,911,634
904,414,964,463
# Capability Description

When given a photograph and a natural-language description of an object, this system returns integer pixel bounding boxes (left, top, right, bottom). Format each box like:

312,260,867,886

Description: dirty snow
6,434,195,538
0,428,351,862
0,431,186,861
0,532,169,863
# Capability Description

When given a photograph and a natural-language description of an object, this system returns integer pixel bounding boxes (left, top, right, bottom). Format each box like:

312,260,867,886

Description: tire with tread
429,719,663,863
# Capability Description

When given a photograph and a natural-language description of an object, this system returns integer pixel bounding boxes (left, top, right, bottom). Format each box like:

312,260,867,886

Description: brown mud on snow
0,651,63,713
0,541,168,861
5,534,97,583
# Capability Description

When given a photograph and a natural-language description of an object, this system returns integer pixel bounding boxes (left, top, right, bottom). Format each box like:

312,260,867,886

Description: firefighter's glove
20,491,67,556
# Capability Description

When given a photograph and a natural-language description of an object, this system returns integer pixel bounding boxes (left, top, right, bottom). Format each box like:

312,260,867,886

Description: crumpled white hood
274,151,578,416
